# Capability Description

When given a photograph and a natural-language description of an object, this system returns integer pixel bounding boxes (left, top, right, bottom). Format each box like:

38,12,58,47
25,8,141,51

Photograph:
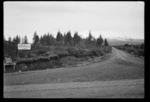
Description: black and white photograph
3,1,144,98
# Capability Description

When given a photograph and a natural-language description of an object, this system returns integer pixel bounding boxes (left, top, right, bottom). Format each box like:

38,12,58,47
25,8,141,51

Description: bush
67,48,82,57
126,48,134,53
55,48,69,58
34,50,47,56
26,62,47,71
14,46,112,72
137,49,144,56
16,64,28,71
19,60,63,71
49,60,63,68
67,47,78,55
97,50,104,56
18,51,26,58
91,50,99,56
115,45,144,57
103,46,112,53
67,47,111,58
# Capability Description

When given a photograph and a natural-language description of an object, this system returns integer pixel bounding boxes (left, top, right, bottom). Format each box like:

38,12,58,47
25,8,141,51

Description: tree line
4,31,109,48
32,31,109,47
4,31,109,58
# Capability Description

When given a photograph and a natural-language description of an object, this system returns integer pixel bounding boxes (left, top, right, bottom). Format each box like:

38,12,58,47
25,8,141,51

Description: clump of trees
4,30,110,59
73,32,81,47
4,35,30,58
4,31,113,72
31,30,109,48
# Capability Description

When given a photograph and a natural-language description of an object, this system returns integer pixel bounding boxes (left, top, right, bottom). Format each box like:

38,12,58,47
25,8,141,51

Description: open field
4,47,144,98
4,79,144,98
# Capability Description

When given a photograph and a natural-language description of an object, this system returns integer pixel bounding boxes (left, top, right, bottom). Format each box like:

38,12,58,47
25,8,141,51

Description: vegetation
33,31,40,45
104,39,109,46
114,43,144,57
96,35,103,47
4,30,112,72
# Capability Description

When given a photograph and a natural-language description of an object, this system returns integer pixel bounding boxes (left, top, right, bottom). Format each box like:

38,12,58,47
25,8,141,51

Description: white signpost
18,44,31,50
4,44,32,72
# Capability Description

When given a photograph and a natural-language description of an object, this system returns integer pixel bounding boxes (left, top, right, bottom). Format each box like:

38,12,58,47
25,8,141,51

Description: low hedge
16,60,63,71
115,46,144,57
14,46,112,72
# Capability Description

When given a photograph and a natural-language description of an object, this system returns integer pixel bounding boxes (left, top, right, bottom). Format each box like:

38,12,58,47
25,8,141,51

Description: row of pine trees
4,31,109,48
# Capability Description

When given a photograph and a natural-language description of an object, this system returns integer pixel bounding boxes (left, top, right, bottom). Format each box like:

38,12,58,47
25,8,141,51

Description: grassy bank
5,46,112,73
114,44,144,57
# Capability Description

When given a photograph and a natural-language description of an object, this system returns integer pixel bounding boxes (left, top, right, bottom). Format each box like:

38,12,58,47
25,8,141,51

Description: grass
4,55,144,86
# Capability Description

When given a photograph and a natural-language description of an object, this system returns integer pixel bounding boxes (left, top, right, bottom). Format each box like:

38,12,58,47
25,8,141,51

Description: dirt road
4,47,144,98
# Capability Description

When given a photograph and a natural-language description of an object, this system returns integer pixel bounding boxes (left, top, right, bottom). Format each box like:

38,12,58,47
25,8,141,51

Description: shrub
16,64,28,71
20,60,63,71
34,50,47,56
91,50,99,56
55,48,69,58
50,60,63,68
27,62,50,71
116,45,144,57
18,51,27,58
126,48,133,53
98,50,104,56
67,48,77,55
137,49,144,56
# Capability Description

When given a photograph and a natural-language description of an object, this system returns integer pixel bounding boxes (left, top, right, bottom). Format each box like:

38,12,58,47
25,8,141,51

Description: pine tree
87,31,93,44
104,39,109,46
17,35,21,44
96,35,103,47
24,35,28,44
42,33,55,46
73,32,81,47
56,31,63,42
12,35,21,45
48,34,55,46
91,37,96,47
8,37,12,44
33,31,39,45
63,33,67,45
140,43,144,49
40,36,43,44
41,34,47,45
65,31,72,45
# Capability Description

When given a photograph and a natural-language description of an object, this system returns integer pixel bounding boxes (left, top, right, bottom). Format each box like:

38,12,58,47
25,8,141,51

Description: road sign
18,44,31,50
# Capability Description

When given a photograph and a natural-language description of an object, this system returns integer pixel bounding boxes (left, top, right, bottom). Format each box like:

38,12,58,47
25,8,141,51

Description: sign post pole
17,43,31,71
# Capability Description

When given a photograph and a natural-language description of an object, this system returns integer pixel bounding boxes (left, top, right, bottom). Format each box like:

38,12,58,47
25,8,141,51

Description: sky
4,1,144,43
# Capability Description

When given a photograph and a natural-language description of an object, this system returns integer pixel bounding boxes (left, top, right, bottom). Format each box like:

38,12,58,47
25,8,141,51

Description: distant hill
107,37,144,46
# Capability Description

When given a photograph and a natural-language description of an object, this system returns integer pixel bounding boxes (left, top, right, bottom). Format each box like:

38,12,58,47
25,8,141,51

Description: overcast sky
4,1,144,43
